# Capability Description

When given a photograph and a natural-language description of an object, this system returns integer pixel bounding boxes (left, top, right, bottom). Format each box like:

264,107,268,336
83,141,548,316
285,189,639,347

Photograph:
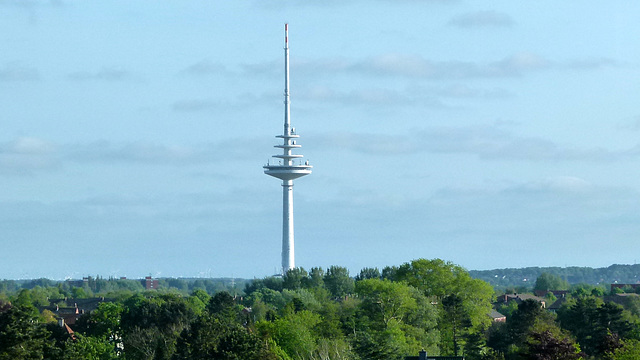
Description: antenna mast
263,24,312,274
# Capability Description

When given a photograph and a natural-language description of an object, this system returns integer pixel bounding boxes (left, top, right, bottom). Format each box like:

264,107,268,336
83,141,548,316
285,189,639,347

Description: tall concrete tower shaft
263,24,312,274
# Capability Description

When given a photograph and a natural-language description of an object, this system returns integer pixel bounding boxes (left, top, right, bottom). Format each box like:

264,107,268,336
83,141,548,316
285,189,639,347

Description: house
496,293,546,308
611,283,640,292
604,293,640,307
546,297,569,313
57,318,77,341
534,290,569,298
39,297,115,325
489,309,506,322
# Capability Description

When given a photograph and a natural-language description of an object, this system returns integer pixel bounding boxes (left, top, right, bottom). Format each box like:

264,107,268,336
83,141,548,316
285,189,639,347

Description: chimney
419,349,427,360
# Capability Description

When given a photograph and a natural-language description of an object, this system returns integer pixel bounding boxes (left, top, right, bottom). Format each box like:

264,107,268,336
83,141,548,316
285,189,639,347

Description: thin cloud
347,52,549,79
67,66,132,81
297,85,445,108
67,141,202,165
0,62,40,81
241,60,280,77
448,11,514,28
66,138,269,165
172,92,278,112
411,84,513,99
313,125,628,162
0,137,59,175
0,137,270,176
181,60,229,76
289,52,611,80
172,99,222,112
0,0,65,7
563,57,617,70
617,116,640,131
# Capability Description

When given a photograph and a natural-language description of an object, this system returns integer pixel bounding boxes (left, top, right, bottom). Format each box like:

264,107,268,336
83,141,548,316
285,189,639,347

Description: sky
1,0,640,280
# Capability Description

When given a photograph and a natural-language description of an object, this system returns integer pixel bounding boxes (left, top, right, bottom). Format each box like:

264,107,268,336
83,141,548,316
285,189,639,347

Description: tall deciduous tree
356,268,381,281
324,266,354,298
283,268,309,290
534,273,569,292
174,316,270,360
120,294,196,360
395,259,494,354
356,279,416,327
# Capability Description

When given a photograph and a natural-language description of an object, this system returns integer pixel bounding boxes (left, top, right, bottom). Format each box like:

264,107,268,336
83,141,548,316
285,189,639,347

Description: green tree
283,268,309,290
522,330,583,360
356,267,381,281
324,266,354,298
63,334,119,360
557,296,633,357
353,319,409,360
174,315,270,360
354,278,438,358
257,310,322,360
120,294,196,359
606,339,640,360
486,298,560,359
441,294,472,356
0,304,52,360
381,266,398,281
356,279,416,327
207,291,237,321
395,259,494,353
534,273,569,292
307,267,325,289
74,302,123,355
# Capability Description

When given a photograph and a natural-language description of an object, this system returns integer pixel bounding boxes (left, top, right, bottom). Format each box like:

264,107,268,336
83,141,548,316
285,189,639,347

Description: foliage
283,268,309,290
324,266,355,298
395,259,494,355
522,330,583,360
534,273,569,292
0,304,53,360
2,259,640,360
556,296,633,357
606,339,640,360
120,293,197,359
470,264,640,291
174,315,269,359
63,334,119,360
356,267,381,281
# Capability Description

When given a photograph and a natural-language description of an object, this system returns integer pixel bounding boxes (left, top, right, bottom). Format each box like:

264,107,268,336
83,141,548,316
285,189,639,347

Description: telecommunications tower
263,24,312,275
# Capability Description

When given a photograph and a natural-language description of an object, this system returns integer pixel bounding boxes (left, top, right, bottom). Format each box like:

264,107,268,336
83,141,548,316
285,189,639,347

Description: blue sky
1,0,640,279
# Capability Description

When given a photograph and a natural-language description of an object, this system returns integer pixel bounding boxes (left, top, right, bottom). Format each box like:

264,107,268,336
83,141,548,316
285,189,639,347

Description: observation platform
263,164,312,181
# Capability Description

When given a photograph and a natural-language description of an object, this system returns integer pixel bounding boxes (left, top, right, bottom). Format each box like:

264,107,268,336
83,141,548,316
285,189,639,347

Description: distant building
57,318,77,341
496,293,546,308
489,309,506,322
144,276,159,290
534,290,569,298
611,283,640,292
66,277,89,288
604,293,640,307
40,297,113,325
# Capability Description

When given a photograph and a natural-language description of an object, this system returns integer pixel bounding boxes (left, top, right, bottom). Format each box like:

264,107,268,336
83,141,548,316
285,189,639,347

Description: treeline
0,276,245,300
1,259,640,359
469,264,640,290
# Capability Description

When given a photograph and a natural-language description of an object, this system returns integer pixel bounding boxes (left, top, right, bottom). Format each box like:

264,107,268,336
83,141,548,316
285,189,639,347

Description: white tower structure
264,24,312,274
